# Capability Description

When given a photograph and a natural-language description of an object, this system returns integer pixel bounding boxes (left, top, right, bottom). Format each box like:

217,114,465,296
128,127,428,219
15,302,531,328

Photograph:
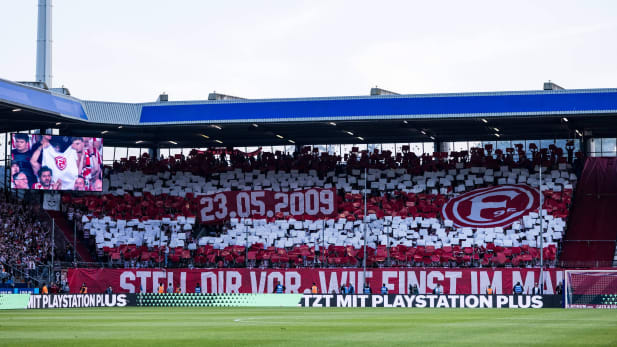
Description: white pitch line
495,317,614,322
233,316,310,324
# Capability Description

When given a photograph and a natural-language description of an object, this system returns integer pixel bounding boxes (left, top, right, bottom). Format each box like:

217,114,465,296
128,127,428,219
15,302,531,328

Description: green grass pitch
1,307,616,346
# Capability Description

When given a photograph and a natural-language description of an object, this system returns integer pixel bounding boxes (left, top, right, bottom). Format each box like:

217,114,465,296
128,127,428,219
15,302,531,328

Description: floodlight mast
36,0,53,88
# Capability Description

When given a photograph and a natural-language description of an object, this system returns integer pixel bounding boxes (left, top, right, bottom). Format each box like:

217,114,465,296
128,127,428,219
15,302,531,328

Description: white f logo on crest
467,191,520,222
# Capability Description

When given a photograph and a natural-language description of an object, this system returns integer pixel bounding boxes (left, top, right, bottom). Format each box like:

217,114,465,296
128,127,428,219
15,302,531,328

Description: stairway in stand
561,158,617,267
47,210,95,263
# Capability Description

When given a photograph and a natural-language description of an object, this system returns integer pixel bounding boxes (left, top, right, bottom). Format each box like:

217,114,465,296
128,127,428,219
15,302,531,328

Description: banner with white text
300,294,561,308
68,268,565,295
27,294,135,309
198,188,337,223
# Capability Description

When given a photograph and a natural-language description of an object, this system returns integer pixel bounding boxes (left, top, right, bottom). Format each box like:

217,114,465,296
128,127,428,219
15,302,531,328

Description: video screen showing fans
11,134,103,191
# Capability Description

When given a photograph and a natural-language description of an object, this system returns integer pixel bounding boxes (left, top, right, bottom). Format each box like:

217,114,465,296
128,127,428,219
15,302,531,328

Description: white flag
43,192,61,211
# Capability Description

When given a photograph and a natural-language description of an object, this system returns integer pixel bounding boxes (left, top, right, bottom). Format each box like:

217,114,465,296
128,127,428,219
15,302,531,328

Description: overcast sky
1,0,616,102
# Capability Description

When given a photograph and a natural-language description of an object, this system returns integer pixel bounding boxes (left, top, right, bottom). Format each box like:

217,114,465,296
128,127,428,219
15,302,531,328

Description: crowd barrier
0,293,562,309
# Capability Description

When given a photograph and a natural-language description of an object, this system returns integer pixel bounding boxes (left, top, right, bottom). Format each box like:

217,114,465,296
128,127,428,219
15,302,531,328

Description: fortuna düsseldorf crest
442,185,540,228
54,156,67,170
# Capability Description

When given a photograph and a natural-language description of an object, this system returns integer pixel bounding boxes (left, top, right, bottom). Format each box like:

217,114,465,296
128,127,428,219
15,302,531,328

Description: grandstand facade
1,76,617,294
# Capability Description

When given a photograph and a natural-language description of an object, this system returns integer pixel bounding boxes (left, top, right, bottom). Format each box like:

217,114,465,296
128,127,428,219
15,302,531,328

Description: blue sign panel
139,90,617,123
0,288,38,294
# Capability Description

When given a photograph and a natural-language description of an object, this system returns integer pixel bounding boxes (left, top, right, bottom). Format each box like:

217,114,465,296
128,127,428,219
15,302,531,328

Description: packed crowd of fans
61,142,580,269
0,190,52,285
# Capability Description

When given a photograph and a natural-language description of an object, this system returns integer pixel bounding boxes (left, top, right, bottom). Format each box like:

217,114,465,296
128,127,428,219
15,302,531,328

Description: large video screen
11,134,103,191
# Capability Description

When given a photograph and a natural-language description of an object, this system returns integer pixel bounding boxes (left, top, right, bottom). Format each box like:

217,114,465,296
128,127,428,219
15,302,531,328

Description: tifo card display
442,185,540,228
198,188,337,223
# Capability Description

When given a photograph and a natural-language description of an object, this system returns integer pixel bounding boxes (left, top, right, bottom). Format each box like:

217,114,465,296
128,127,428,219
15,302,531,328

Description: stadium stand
0,192,53,286
62,143,577,269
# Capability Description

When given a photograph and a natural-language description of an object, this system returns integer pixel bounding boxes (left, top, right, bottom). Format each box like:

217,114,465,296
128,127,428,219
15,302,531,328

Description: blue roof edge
138,90,617,124
0,78,87,121
2,76,617,125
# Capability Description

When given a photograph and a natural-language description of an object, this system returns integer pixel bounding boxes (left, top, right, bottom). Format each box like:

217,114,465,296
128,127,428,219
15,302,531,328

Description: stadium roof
2,77,617,147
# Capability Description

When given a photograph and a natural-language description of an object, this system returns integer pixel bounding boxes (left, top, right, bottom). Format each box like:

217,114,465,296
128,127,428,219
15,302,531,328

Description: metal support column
362,167,368,284
539,158,545,294
245,221,249,268
4,133,8,194
73,221,77,266
386,226,390,266
321,218,325,267
50,218,55,283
